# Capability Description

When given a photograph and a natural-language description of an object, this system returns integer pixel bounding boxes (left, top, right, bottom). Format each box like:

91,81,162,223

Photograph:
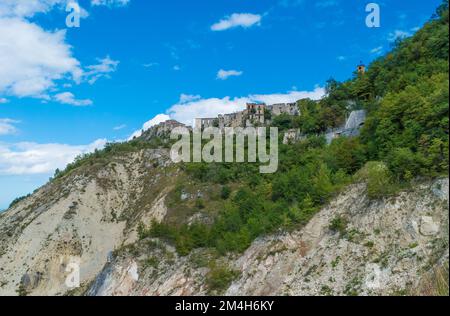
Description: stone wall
195,102,302,130
268,103,299,116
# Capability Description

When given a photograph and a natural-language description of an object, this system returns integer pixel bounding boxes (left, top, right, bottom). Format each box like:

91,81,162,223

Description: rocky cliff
86,178,449,296
0,141,447,296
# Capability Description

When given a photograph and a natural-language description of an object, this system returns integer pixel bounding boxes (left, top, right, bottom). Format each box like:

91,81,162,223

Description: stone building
267,103,299,116
245,103,266,125
194,117,218,129
194,101,305,130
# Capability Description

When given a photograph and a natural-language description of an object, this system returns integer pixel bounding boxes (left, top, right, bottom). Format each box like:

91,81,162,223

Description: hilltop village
191,63,368,144
193,101,366,145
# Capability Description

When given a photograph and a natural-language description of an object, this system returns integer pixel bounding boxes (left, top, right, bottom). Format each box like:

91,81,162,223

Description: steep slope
1,137,447,296
86,178,448,296
0,148,176,296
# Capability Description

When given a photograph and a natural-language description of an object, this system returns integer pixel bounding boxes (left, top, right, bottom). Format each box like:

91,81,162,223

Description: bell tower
357,61,366,74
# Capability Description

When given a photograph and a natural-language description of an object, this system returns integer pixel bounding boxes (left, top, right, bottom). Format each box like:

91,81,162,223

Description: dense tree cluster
145,2,449,255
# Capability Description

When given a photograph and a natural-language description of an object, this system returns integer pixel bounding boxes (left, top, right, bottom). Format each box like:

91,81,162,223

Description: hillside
0,3,448,296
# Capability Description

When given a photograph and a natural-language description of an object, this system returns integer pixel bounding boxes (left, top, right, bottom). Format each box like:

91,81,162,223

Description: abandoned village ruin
193,101,366,145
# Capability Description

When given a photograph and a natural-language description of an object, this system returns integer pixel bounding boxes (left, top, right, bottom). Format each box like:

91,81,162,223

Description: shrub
355,161,393,199
329,216,348,236
221,186,231,200
8,194,31,209
206,262,240,294
195,198,205,209
387,148,423,182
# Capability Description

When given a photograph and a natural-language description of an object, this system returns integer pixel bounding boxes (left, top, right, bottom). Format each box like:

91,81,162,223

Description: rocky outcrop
325,110,366,144
0,148,175,296
87,178,449,296
139,120,188,141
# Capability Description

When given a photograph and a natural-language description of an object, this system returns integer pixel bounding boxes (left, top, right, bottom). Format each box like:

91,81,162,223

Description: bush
221,186,231,200
206,263,240,294
8,194,31,209
356,162,393,199
329,216,348,236
387,148,424,182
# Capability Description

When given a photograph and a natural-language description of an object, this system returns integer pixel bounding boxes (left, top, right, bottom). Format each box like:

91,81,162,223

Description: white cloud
91,0,130,7
0,1,89,20
173,65,181,71
370,46,383,54
179,94,201,103
54,92,93,106
0,0,66,18
0,98,9,104
388,30,411,42
129,114,171,140
0,17,82,98
0,2,119,102
0,119,19,136
217,69,243,80
211,13,262,31
0,138,107,175
249,87,325,105
336,56,346,61
167,87,325,126
84,56,119,84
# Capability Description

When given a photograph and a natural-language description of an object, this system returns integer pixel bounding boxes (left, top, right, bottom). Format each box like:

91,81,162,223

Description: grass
414,262,449,296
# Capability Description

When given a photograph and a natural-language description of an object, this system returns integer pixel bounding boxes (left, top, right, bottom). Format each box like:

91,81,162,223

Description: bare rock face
420,216,440,236
0,138,447,296
223,178,448,296
87,178,449,297
0,148,174,296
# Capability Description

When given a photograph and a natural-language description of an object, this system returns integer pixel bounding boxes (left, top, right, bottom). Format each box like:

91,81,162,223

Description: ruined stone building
267,103,299,116
195,102,301,130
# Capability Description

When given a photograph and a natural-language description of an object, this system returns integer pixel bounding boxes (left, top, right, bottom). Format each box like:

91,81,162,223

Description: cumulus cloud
0,0,66,18
0,17,82,98
179,94,201,103
0,138,107,175
129,114,171,139
0,98,9,104
167,87,325,126
0,1,119,103
217,69,243,80
54,92,93,106
0,119,20,136
211,13,262,31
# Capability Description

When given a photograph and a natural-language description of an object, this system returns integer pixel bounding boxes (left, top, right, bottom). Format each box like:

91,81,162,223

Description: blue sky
0,0,443,209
